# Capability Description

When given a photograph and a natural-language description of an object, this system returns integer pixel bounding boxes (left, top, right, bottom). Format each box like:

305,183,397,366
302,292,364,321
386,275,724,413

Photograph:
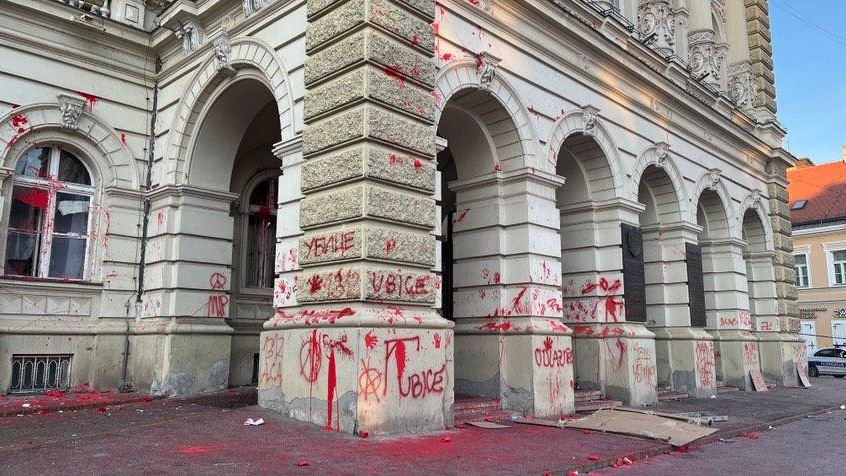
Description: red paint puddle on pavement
179,444,229,455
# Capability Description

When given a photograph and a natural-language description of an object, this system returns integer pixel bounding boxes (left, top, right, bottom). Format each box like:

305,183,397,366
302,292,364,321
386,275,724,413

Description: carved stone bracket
211,30,236,77
654,141,670,167
688,29,725,90
706,169,721,191
638,0,676,56
58,94,87,130
582,105,600,137
475,51,501,91
727,61,757,110
243,0,267,17
175,21,203,54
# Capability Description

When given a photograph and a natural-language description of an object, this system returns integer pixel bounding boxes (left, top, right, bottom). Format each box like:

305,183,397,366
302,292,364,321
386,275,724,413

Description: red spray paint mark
179,444,228,455
453,208,470,224
19,188,49,208
393,339,407,380
325,348,337,430
432,90,443,107
440,53,453,62
364,331,378,350
11,114,29,132
385,66,406,86
385,239,397,256
493,162,502,172
433,333,441,349
79,92,99,111
411,35,420,46
308,275,324,294
120,133,127,146
413,158,422,168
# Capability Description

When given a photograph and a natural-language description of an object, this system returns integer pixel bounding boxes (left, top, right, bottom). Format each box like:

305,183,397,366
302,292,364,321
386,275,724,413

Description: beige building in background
789,153,846,352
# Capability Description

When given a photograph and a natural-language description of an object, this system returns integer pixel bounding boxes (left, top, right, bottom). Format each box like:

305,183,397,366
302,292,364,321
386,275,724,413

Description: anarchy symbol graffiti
209,272,227,290
358,358,383,402
299,330,322,383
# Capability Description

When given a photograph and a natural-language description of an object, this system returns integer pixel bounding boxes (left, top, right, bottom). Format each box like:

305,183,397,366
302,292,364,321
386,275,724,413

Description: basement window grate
9,354,72,394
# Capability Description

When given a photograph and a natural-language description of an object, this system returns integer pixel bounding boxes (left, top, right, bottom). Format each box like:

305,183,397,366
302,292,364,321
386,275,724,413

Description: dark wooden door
686,242,707,328
621,223,646,323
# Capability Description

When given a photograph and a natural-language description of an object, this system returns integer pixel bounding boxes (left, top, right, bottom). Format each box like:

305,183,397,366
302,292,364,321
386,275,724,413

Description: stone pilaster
134,185,237,397
745,0,778,119
702,238,760,390
452,169,574,417
645,222,716,398
561,199,658,406
258,0,453,435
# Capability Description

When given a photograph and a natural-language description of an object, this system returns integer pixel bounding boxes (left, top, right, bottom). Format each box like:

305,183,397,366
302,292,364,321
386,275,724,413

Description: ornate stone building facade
1,0,802,434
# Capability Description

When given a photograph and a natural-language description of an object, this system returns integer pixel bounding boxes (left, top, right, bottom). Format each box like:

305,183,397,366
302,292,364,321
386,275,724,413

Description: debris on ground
441,436,452,443
587,453,600,461
296,459,309,467
243,418,264,426
719,437,735,443
563,409,718,447
358,431,368,438
467,421,510,429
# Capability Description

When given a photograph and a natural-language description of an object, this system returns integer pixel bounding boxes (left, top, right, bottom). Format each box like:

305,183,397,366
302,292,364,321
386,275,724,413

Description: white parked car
808,347,846,378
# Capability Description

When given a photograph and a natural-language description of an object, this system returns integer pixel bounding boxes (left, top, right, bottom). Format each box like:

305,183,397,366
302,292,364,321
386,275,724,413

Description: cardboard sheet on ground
750,370,768,392
797,363,812,388
563,409,718,447
466,421,511,429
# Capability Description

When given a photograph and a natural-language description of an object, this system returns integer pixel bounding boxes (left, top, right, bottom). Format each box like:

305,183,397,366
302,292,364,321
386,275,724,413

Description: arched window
4,146,94,280
243,177,276,288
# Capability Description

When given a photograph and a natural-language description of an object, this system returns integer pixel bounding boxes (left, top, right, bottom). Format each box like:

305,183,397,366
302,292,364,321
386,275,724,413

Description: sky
770,0,846,163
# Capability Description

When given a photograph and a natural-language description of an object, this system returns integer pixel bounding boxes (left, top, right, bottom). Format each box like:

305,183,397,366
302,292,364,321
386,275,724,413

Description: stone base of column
652,326,716,398
455,318,575,417
572,323,658,406
130,319,234,397
259,308,453,435
709,329,760,391
758,331,804,387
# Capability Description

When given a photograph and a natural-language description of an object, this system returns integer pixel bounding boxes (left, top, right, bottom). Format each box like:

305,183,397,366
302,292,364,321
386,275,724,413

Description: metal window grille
9,354,72,394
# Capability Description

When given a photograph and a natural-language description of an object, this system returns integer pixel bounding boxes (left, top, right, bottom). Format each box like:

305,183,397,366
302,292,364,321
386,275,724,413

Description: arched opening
188,78,281,387
435,88,517,402
742,208,773,332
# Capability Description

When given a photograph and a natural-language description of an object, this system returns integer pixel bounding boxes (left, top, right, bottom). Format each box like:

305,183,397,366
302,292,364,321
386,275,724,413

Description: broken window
4,146,94,280
244,178,277,288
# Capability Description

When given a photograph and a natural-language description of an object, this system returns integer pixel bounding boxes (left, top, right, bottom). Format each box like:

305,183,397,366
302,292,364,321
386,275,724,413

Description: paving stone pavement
1,378,844,475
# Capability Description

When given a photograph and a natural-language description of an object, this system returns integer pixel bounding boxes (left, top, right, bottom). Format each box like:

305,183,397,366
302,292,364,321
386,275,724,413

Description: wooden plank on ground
562,409,718,447
466,421,511,429
512,418,562,428
750,370,768,392
797,363,812,388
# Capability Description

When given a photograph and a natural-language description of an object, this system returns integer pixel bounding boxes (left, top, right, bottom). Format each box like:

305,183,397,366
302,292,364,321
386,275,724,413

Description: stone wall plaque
621,223,646,323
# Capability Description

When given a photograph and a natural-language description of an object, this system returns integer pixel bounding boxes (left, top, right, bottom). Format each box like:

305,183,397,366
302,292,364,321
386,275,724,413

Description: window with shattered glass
244,178,277,288
4,146,94,280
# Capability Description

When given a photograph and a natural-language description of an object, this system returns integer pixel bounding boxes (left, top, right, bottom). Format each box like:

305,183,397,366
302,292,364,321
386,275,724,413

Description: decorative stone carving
706,170,721,191
58,94,86,130
175,21,203,54
654,142,670,167
212,31,236,77
727,61,757,110
475,51,501,91
582,106,599,137
749,190,762,207
712,0,726,24
243,0,266,17
688,29,725,89
637,0,676,56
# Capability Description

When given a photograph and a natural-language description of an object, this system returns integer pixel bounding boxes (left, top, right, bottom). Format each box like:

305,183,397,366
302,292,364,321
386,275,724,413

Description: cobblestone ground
1,378,844,475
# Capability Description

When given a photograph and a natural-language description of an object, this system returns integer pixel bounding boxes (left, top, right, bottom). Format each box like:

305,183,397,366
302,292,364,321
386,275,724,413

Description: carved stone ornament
688,29,725,89
749,190,762,207
175,21,203,54
243,0,266,17
212,31,236,77
637,0,676,56
706,170,721,191
58,94,87,130
582,106,599,137
476,51,501,91
727,61,757,109
654,142,670,167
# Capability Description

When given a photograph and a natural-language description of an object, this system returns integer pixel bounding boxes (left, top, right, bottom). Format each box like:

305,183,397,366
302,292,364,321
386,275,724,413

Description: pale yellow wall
794,228,846,349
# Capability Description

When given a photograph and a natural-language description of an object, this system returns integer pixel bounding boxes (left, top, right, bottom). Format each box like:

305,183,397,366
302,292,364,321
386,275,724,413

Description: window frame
4,145,95,281
827,246,846,287
235,171,279,297
793,252,811,289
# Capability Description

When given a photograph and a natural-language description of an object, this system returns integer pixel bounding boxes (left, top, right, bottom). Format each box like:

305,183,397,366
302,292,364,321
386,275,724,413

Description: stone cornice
147,183,239,204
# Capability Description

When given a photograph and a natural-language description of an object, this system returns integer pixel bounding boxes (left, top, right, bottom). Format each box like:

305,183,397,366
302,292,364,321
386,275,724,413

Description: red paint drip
394,339,407,380
79,92,99,111
120,133,127,146
324,348,337,431
385,66,406,86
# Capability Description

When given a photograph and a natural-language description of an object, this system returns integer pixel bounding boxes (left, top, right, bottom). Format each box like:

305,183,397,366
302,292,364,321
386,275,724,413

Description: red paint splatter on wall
308,275,324,294
364,331,378,350
79,92,99,111
453,208,470,224
120,133,127,146
385,66,407,86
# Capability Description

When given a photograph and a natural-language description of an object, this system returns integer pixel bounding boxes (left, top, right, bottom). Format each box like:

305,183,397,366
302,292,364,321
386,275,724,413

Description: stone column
637,0,677,56
561,198,658,406
745,0,778,120
452,169,574,417
687,0,726,91
725,0,756,109
702,238,760,390
258,0,453,435
645,221,716,398
136,185,236,397
764,152,804,385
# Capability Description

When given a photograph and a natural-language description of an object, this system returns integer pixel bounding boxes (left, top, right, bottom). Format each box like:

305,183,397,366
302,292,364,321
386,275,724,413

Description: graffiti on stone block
562,277,624,323
696,341,715,388
631,343,656,387
743,341,759,367
534,337,573,368
301,230,357,261
259,334,284,389
367,270,434,302
274,307,356,326
205,272,229,317
358,335,447,402
299,268,361,301
298,329,353,431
